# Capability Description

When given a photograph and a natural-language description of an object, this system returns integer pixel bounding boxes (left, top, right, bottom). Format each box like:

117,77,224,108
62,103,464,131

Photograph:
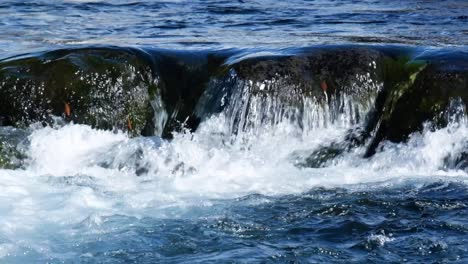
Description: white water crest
0,99,467,259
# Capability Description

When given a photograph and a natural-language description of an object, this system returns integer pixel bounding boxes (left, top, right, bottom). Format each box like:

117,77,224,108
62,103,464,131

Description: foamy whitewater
1,0,468,261
1,105,467,261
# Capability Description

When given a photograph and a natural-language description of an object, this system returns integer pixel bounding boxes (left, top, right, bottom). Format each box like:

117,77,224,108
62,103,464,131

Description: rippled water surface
1,0,468,263
1,0,468,57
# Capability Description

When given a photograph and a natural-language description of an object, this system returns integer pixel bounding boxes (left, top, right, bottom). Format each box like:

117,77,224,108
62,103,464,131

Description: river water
1,0,467,57
1,0,468,263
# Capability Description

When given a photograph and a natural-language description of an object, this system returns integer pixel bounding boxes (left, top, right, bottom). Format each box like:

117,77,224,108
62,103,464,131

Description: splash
0,104,467,261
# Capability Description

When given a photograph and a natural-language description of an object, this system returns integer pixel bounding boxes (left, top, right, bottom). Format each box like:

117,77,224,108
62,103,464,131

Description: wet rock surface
0,127,28,169
0,45,467,162
364,51,468,157
0,47,159,136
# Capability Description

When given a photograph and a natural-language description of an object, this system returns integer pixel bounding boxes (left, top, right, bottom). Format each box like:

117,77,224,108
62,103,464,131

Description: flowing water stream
1,93,468,262
1,0,468,263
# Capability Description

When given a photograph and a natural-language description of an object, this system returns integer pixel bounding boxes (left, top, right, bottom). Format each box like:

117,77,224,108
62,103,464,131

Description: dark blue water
1,0,468,263
83,181,467,263
70,181,468,263
4,179,468,263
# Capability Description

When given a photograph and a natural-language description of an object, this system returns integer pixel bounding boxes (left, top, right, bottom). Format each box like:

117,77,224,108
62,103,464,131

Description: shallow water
1,0,468,263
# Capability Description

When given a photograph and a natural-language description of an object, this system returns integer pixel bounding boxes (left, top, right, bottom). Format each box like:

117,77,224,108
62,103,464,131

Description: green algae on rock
365,52,468,157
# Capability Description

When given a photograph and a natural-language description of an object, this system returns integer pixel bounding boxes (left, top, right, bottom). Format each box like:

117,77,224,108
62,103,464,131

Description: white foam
0,109,467,260
367,233,395,247
2,114,467,219
27,124,127,176
0,243,15,258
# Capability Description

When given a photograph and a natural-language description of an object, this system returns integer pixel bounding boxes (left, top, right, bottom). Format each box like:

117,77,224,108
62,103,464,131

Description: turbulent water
1,108,468,262
1,0,468,263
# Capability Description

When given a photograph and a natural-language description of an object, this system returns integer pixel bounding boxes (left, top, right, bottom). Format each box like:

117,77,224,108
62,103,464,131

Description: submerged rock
296,143,344,168
0,127,28,169
296,127,368,168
